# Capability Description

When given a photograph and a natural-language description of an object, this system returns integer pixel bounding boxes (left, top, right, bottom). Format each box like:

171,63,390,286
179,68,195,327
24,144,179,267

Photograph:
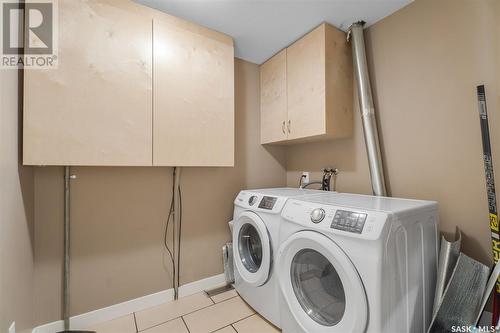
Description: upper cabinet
153,20,234,166
261,49,287,144
23,0,235,167
23,0,153,166
260,23,353,145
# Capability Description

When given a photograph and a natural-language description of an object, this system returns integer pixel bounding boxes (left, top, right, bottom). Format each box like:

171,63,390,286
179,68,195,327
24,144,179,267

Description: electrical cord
163,168,176,287
162,167,183,298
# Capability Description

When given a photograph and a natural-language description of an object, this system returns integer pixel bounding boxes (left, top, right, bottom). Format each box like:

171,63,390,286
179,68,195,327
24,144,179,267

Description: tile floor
86,289,281,333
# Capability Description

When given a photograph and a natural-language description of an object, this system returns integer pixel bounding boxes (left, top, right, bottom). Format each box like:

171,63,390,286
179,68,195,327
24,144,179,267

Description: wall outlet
301,172,310,184
8,322,15,333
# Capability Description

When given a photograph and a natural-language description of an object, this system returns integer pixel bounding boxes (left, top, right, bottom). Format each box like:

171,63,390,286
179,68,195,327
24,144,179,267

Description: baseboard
178,273,227,298
32,273,226,333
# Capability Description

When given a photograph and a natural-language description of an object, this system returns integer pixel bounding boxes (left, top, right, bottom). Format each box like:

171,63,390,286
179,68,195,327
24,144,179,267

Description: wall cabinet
153,20,234,166
260,23,353,145
260,49,287,144
23,0,153,166
23,0,235,167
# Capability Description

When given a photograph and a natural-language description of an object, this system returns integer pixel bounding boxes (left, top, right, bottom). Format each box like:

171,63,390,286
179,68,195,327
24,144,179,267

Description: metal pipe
348,21,387,197
63,166,71,330
61,169,94,333
173,167,182,300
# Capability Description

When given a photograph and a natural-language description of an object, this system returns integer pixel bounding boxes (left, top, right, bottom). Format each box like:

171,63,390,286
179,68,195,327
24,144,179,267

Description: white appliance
278,193,439,333
232,188,322,328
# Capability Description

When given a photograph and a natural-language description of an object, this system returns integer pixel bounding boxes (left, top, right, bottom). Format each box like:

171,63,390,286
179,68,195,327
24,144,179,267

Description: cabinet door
286,24,327,140
153,20,234,166
23,0,153,166
260,49,287,144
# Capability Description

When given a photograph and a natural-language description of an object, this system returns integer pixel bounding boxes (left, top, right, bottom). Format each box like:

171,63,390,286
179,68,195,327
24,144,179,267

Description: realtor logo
1,0,58,69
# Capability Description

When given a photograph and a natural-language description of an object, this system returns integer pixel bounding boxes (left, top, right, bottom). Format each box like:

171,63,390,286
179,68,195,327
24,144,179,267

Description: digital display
258,196,277,210
331,210,367,234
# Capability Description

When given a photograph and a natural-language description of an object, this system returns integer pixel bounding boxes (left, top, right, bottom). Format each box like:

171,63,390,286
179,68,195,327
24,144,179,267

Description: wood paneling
287,24,327,141
325,24,353,138
153,20,234,166
261,49,288,144
23,0,153,166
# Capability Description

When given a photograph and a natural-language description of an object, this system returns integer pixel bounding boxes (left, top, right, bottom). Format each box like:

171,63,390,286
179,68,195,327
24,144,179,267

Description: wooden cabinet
153,20,234,166
23,0,235,167
23,0,153,166
287,24,328,141
260,23,352,145
261,49,287,144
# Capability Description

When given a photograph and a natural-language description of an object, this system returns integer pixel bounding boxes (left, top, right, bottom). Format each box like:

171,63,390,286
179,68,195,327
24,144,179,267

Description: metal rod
173,167,182,300
63,166,71,330
348,21,387,197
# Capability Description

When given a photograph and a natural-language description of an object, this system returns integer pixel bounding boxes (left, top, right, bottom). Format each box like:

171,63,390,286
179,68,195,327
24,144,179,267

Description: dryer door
233,211,271,287
278,231,368,332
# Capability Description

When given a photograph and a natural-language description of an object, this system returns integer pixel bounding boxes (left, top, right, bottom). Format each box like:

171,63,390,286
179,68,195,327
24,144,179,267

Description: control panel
259,196,278,210
234,191,287,214
330,210,367,234
281,199,388,240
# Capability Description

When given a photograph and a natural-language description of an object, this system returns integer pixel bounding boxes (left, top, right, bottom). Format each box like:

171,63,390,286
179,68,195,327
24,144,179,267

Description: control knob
310,208,325,223
248,195,258,206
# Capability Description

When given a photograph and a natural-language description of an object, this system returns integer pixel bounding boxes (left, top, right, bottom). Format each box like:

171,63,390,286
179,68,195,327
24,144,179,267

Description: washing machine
277,192,439,333
232,188,322,328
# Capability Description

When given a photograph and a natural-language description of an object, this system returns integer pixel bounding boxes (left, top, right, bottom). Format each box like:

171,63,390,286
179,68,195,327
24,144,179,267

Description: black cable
163,168,176,287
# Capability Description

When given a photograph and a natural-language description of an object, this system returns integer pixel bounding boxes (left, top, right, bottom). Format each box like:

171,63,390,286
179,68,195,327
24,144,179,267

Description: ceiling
134,0,413,64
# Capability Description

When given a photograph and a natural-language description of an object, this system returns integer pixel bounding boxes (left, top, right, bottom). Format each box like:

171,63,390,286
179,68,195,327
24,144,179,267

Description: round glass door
238,224,263,273
233,212,271,286
278,231,368,332
291,249,346,326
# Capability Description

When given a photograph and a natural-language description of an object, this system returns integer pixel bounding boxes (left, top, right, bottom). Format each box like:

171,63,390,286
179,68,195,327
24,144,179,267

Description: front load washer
232,188,322,328
278,193,439,333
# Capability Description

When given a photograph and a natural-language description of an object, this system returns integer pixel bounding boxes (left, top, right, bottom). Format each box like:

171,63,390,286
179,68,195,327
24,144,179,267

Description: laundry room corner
286,0,499,266
31,58,287,327
3,0,500,331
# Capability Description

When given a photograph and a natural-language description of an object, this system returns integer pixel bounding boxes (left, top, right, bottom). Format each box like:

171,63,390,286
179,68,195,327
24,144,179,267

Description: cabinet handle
287,120,291,134
282,121,286,134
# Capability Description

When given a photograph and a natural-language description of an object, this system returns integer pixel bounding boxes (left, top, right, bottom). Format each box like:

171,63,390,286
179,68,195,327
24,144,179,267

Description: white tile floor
86,290,281,333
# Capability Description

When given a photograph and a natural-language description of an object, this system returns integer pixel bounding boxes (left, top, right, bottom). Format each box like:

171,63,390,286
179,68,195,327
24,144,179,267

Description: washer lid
233,211,271,287
278,231,368,332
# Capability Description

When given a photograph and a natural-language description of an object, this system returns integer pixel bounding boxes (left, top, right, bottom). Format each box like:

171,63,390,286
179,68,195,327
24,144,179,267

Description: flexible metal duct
348,21,387,197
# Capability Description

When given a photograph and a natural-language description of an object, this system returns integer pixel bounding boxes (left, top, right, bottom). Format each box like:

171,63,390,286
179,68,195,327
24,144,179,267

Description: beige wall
33,59,286,324
32,0,500,326
0,68,35,331
287,0,499,265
